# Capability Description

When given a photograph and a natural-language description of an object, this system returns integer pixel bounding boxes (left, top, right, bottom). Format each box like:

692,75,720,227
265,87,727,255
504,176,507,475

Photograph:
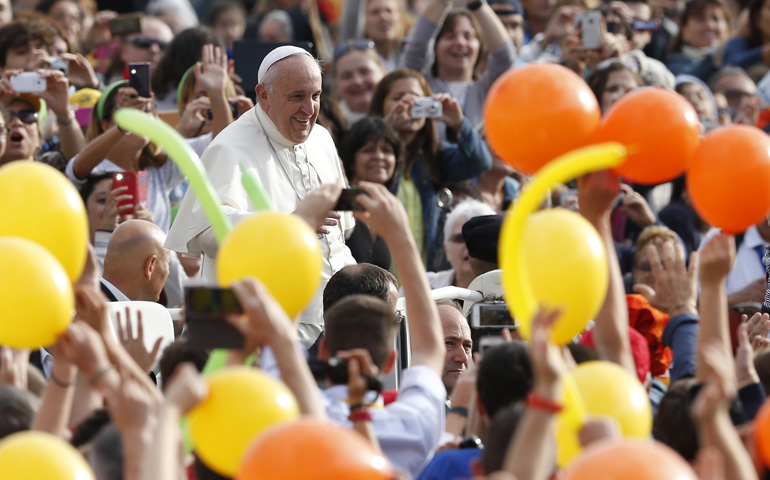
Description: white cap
257,45,314,83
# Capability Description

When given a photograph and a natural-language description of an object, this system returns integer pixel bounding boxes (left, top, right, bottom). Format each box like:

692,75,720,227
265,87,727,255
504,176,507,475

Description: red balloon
563,440,697,480
237,419,394,480
687,125,770,234
484,63,600,175
599,88,701,185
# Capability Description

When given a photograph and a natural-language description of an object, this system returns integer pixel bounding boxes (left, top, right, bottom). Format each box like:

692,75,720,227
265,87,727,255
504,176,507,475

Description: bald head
103,220,171,301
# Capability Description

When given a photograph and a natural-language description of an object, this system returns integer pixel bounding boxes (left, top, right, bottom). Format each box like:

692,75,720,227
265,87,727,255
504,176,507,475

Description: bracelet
349,409,373,422
448,406,469,417
526,391,563,413
49,371,73,388
349,403,369,411
56,111,74,126
89,365,114,387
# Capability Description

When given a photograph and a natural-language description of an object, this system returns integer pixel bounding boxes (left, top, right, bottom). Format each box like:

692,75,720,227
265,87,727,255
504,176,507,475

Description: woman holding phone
369,68,492,268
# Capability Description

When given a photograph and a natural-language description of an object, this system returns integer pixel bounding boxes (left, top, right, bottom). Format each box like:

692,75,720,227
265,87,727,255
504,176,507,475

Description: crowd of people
2,0,770,478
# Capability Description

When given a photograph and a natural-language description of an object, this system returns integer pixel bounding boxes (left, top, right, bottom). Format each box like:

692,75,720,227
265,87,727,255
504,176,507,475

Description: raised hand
633,241,699,316
117,309,163,374
195,44,229,94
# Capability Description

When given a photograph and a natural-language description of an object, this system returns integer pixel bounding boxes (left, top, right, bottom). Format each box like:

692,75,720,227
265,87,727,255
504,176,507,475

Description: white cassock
165,104,356,347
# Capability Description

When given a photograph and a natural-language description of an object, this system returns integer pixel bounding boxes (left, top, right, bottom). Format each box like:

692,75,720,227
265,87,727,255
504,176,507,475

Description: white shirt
702,226,769,295
101,278,131,301
323,366,447,477
165,105,356,328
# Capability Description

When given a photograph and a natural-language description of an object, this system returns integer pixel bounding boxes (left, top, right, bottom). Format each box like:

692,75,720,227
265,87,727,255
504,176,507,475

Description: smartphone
632,19,660,31
580,10,602,50
471,302,516,328
184,286,245,349
128,62,151,98
109,12,143,37
334,187,366,211
112,171,148,210
10,72,46,93
205,101,240,121
412,97,442,118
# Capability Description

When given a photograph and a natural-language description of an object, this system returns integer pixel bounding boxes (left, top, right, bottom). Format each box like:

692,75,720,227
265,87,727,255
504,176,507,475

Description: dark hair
158,337,210,391
669,0,731,52
369,68,443,185
0,385,39,439
36,151,67,173
567,343,603,364
88,423,123,480
476,341,532,418
338,117,402,190
587,61,642,104
0,17,58,66
151,26,224,98
481,403,525,474
205,0,246,26
431,10,486,81
476,340,533,418
324,295,399,370
323,263,398,312
70,408,110,448
80,173,114,204
747,0,769,46
653,378,699,461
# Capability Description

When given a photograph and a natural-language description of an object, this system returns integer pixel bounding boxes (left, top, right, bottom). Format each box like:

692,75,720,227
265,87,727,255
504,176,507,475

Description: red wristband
348,409,373,422
526,391,563,413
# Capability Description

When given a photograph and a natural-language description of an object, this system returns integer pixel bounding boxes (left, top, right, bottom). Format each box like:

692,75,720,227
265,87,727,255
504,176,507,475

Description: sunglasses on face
8,110,38,124
128,36,168,50
333,39,375,60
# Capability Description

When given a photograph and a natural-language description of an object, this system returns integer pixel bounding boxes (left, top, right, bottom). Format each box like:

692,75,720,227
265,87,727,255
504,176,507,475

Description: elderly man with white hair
167,46,356,347
427,199,495,289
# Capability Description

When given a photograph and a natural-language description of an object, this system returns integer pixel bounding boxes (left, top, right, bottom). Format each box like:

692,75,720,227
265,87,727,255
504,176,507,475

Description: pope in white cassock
165,46,356,347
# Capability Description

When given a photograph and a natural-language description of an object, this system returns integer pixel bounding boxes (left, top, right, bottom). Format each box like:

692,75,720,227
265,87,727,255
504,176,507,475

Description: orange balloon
237,418,394,480
599,88,701,185
563,440,696,480
484,63,600,175
687,125,770,234
754,395,770,466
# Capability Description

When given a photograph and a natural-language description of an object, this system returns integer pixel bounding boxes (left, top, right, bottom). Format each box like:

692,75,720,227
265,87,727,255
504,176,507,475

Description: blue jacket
390,118,492,262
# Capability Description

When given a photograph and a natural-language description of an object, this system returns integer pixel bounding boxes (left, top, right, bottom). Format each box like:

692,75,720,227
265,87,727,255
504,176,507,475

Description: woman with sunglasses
65,81,180,233
370,68,492,268
403,0,515,138
333,40,387,127
0,68,86,165
103,16,173,86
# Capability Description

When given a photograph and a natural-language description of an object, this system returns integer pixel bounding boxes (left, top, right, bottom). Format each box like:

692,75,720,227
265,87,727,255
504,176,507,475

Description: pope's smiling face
257,54,322,144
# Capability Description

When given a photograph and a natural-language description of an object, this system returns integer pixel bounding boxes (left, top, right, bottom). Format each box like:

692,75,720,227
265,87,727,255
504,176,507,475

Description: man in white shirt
166,46,356,347
319,183,446,477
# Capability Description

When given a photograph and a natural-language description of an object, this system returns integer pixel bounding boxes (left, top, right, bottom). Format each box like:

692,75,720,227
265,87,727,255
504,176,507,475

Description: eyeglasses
448,233,465,244
8,110,38,124
395,309,406,322
128,37,168,50
333,39,375,60
722,89,755,101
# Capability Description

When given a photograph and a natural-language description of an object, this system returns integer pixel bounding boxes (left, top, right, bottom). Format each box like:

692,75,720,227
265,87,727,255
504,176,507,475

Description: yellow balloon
498,143,626,343
0,162,88,282
188,366,301,477
0,431,95,479
217,212,322,319
502,209,608,344
572,361,652,438
0,237,74,348
556,370,586,467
